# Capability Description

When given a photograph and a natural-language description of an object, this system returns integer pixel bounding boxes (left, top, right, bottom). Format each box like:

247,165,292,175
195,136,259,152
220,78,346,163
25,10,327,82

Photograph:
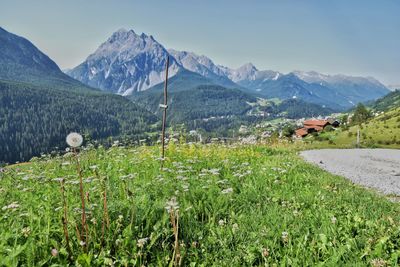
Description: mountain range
67,28,390,110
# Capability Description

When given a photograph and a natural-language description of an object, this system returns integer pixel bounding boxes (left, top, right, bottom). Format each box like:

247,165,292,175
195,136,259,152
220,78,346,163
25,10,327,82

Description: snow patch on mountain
67,28,180,94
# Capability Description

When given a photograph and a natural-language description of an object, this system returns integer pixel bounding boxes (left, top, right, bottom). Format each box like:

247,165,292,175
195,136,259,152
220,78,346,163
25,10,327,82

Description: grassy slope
1,144,399,266
311,108,400,149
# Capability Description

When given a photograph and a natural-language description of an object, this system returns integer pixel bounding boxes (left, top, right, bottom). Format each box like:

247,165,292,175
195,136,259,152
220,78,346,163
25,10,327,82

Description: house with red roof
295,119,339,138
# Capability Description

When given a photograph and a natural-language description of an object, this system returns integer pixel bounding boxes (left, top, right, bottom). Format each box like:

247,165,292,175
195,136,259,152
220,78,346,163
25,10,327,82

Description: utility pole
160,56,169,165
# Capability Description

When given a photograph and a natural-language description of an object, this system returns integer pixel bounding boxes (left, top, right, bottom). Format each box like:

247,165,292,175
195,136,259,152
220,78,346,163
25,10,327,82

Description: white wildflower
370,258,387,267
66,132,83,148
232,223,239,233
331,216,337,224
21,227,31,237
182,184,189,192
137,237,149,248
281,231,289,243
2,202,20,211
218,219,225,226
221,188,233,194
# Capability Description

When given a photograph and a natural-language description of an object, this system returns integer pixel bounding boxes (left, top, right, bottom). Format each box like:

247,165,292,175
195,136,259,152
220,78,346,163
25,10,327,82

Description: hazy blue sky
1,0,399,84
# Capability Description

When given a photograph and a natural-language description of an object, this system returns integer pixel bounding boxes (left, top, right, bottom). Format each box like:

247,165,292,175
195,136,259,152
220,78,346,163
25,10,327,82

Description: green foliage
324,125,334,132
281,125,295,138
351,103,372,125
1,144,400,265
0,80,158,163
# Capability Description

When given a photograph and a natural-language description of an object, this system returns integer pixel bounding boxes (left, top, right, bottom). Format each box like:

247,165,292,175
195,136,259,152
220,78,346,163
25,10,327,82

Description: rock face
67,29,180,95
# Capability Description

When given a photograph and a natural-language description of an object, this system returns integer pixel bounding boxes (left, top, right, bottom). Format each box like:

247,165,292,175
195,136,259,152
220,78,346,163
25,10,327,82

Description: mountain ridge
67,28,390,110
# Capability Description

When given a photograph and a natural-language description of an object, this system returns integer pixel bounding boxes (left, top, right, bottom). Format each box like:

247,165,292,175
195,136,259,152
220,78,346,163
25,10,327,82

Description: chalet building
295,119,339,138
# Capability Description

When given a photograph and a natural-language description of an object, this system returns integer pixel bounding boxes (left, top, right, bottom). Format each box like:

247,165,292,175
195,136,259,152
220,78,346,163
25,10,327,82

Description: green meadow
1,143,399,266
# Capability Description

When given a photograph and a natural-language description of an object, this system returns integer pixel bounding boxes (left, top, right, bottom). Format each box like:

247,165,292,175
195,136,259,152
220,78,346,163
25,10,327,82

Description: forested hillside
0,80,158,163
133,84,256,123
371,89,400,112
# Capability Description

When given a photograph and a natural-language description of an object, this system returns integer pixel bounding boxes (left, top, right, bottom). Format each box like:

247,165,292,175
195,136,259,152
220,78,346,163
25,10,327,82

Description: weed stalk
60,178,72,260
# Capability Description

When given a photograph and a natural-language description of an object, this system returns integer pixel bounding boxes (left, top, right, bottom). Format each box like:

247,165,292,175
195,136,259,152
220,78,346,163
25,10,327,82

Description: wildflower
165,197,179,213
21,227,31,237
209,168,220,175
370,258,387,267
89,165,98,170
2,202,20,211
51,248,59,257
281,231,289,243
221,188,233,194
262,248,270,257
182,184,189,192
66,132,83,148
331,216,337,224
137,237,149,248
79,240,86,246
232,223,239,233
112,141,120,147
218,219,225,226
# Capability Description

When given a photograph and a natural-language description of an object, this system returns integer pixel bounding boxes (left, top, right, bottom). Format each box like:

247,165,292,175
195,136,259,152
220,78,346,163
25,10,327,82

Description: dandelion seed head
165,197,179,213
66,132,83,148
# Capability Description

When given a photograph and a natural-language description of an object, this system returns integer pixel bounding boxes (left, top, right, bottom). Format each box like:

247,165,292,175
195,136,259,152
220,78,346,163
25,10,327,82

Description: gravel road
300,149,400,196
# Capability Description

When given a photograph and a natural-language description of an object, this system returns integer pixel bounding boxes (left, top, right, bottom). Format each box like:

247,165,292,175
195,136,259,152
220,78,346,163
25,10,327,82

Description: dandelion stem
170,209,181,266
73,147,88,251
60,179,72,260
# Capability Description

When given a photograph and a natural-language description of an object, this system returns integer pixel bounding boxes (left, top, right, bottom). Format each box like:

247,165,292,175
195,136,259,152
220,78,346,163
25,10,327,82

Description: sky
1,0,399,85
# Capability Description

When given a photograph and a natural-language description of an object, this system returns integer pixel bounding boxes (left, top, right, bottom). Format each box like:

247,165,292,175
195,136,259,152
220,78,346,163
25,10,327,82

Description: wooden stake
161,56,170,165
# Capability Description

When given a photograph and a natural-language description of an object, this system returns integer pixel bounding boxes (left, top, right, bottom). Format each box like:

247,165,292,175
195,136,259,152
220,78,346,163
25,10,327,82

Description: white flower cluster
2,202,20,211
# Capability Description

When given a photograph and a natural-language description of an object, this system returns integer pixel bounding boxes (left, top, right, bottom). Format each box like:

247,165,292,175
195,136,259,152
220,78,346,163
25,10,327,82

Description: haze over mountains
67,28,390,110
